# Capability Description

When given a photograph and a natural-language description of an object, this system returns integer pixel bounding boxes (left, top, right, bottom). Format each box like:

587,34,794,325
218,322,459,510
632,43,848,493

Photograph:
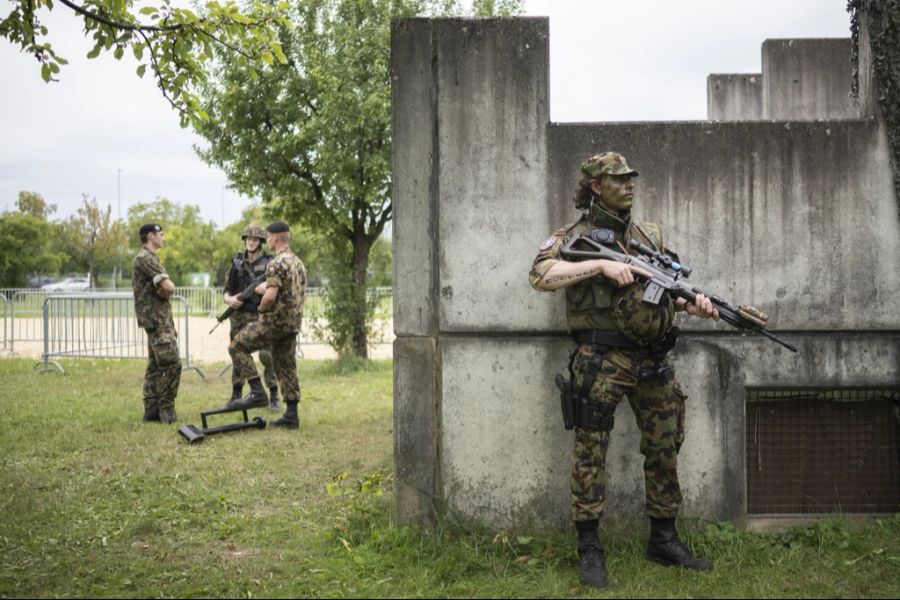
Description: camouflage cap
580,152,639,179
241,223,267,241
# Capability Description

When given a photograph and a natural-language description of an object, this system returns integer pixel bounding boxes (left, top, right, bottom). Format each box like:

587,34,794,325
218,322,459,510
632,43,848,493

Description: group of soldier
131,220,307,431
131,150,720,587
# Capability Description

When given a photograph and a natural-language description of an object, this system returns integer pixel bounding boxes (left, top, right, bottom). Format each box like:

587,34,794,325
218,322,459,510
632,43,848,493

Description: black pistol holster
555,351,616,432
555,373,577,430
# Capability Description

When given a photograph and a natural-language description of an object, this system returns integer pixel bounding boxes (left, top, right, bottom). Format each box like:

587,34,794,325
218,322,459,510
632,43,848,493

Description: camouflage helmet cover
580,152,639,179
241,223,267,242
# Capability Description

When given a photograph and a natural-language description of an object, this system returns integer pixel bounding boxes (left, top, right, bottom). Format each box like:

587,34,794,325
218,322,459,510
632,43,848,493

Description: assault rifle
209,273,267,334
560,230,798,353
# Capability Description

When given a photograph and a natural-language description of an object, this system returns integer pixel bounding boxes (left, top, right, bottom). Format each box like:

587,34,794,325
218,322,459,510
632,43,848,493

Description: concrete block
392,20,438,336
762,39,861,120
433,18,554,333
393,336,440,526
439,336,572,528
707,73,763,121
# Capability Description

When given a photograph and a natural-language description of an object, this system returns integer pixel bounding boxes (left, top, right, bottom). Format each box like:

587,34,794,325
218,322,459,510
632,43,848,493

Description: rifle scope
628,239,692,278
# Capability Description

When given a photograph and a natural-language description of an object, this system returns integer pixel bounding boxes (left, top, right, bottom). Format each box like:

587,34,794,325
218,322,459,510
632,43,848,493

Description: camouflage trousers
143,325,181,412
229,321,300,404
570,344,686,522
229,311,277,388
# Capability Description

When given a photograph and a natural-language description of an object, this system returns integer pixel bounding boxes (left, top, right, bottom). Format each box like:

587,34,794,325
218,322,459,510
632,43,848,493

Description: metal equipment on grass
178,406,267,444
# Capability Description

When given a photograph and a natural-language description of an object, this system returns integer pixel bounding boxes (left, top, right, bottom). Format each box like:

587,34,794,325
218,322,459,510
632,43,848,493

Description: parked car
41,277,91,292
27,275,57,288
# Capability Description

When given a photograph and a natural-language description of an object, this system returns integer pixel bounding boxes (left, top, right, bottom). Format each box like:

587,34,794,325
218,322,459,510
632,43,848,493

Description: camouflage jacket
261,248,307,333
529,204,674,336
132,247,174,331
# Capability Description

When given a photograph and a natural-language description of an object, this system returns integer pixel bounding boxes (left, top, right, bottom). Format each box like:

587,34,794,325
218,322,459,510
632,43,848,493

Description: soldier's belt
572,330,640,350
573,328,679,354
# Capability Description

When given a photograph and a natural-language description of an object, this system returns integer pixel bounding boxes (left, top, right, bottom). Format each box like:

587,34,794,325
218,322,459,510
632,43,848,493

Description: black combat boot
143,406,160,422
269,385,281,412
576,520,607,588
646,517,712,572
159,407,177,424
231,377,268,409
224,383,243,409
271,401,299,430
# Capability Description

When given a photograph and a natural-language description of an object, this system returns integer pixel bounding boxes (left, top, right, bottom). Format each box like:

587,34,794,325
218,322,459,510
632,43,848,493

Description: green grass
1,358,899,598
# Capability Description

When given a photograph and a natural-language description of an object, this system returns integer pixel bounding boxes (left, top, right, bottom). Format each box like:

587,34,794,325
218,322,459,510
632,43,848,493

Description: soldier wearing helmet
222,223,280,411
529,152,719,588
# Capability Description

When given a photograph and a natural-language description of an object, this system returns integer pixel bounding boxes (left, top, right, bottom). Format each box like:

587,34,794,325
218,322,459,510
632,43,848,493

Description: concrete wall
393,17,900,530
762,39,859,120
707,74,762,120
708,37,880,121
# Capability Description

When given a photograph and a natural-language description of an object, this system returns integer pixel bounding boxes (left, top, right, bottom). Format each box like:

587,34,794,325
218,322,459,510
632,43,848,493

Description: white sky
0,0,851,225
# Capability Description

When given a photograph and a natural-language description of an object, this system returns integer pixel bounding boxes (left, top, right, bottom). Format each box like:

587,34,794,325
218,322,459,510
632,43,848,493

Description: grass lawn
1,357,899,598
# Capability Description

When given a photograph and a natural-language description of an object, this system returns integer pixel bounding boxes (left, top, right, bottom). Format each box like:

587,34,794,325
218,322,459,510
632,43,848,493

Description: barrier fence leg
178,296,206,381
34,297,63,374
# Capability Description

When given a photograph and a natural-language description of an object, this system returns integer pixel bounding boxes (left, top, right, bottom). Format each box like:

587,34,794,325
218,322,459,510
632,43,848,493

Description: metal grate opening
746,388,900,515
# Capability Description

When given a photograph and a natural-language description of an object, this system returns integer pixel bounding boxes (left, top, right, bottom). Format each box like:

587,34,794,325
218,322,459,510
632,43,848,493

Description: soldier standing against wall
529,153,719,588
228,221,307,430
132,223,181,424
223,224,280,411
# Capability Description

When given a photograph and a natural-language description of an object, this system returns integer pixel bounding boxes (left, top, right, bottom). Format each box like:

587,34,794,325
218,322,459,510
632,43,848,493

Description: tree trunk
350,234,373,359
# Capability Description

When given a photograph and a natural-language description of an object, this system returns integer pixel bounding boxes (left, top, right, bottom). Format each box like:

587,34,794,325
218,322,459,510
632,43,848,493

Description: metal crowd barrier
0,292,8,354
0,287,223,351
34,293,205,379
0,288,50,353
177,287,221,317
216,286,393,374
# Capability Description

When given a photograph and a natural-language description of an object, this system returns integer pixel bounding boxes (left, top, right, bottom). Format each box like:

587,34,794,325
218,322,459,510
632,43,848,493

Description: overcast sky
0,0,851,225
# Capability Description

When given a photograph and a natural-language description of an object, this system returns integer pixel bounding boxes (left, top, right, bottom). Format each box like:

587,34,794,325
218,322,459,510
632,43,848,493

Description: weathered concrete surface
439,337,572,527
707,74,762,120
762,39,860,120
392,19,437,337
393,336,440,527
433,18,551,333
392,18,900,530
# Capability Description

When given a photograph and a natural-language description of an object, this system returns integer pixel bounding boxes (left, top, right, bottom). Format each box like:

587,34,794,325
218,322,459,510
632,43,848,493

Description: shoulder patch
539,237,555,251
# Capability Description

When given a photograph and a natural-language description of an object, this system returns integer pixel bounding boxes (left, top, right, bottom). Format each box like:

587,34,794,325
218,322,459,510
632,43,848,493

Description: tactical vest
564,207,667,334
230,251,271,312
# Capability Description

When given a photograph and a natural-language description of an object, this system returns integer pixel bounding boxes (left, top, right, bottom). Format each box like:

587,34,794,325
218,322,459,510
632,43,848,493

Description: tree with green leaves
0,205,63,287
1,0,290,126
16,191,57,219
56,194,128,286
195,0,521,358
126,198,217,284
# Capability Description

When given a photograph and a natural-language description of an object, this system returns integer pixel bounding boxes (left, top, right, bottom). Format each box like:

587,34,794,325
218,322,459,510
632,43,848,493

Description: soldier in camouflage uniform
132,223,181,424
228,220,307,430
529,153,719,588
223,223,280,411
